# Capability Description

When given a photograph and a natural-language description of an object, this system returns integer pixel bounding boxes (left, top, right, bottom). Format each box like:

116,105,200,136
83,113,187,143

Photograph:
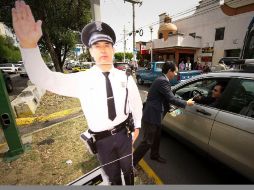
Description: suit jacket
142,75,187,125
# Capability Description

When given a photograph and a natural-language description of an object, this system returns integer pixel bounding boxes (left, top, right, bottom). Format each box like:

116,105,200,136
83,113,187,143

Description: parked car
162,64,254,181
1,70,13,92
72,64,91,73
0,63,18,74
18,64,28,77
136,62,202,86
114,62,130,71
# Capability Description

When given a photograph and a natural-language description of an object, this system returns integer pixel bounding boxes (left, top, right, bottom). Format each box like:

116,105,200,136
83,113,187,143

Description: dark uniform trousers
95,128,134,185
133,120,162,166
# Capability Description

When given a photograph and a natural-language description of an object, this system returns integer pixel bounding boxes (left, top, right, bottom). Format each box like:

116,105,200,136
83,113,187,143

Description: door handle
196,108,212,116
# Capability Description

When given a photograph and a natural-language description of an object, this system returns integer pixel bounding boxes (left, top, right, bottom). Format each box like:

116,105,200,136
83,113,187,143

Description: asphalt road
8,73,29,101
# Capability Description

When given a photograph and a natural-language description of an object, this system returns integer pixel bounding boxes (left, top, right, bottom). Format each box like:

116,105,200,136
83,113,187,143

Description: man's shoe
150,156,167,163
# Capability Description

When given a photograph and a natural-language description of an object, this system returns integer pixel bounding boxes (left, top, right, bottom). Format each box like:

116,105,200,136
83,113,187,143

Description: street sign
75,48,80,53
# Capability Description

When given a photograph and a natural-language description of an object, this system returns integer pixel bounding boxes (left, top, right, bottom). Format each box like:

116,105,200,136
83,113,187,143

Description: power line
115,0,245,46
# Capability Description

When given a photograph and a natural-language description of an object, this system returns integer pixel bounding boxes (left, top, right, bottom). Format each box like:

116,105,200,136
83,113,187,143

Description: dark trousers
95,129,134,185
133,121,162,166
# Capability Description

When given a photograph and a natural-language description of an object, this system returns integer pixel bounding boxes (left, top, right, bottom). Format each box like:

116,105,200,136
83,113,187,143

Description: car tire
137,76,144,85
5,79,13,93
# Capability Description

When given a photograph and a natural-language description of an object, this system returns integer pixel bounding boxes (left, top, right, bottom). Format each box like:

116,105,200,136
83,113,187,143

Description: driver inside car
193,82,226,108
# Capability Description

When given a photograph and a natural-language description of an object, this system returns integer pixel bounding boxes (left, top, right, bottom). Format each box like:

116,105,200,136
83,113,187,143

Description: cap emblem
95,21,103,31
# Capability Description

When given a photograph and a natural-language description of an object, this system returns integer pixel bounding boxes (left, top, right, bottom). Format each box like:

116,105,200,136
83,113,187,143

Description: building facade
138,0,254,68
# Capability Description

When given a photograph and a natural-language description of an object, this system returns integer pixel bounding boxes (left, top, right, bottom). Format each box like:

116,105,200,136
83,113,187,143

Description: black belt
88,118,129,141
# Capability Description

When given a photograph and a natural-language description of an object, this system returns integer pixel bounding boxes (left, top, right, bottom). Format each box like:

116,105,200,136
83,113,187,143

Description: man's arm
12,1,81,98
159,79,194,108
12,1,42,48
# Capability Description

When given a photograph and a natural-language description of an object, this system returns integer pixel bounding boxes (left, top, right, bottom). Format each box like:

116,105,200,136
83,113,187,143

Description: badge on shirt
121,81,127,88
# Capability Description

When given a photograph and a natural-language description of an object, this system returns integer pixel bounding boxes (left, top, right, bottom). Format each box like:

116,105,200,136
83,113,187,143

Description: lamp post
149,26,153,62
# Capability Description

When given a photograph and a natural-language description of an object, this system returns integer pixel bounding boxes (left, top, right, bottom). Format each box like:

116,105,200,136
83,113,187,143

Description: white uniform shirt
20,47,143,132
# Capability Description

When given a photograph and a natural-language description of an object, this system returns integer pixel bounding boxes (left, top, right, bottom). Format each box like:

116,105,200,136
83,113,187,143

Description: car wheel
137,76,144,85
6,79,13,93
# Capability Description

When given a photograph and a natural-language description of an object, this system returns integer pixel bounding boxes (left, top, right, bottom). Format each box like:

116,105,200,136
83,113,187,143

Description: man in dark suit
133,62,195,165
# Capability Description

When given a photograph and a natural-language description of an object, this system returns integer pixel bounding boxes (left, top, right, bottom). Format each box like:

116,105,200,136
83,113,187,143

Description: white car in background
0,63,18,74
18,64,28,77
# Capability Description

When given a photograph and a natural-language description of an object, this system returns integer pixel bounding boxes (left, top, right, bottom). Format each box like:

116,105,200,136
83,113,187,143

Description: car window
221,79,254,118
144,63,152,70
175,78,230,108
175,79,218,101
155,63,164,71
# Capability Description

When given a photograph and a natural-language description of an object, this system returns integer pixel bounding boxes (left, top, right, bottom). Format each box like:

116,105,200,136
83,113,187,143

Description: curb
15,107,82,126
139,159,164,184
0,107,82,150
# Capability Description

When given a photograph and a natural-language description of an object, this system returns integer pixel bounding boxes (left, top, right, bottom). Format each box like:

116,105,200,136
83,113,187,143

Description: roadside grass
0,91,155,185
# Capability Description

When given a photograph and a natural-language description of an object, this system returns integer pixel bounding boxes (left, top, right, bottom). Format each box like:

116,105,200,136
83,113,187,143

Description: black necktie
103,72,116,121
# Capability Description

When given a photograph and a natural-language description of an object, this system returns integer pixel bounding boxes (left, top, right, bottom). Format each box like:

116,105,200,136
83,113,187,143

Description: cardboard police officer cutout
81,21,116,47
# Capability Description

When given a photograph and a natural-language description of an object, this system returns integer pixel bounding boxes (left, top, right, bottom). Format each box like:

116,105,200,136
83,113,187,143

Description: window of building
215,27,225,41
159,33,163,39
225,49,241,57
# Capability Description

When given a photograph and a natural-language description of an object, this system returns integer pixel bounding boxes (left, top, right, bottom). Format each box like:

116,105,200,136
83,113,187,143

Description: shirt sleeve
127,75,143,129
159,80,187,108
20,47,81,98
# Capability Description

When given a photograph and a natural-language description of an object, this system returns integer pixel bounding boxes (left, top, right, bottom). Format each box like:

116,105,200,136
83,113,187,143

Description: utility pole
149,26,153,62
89,0,101,21
123,25,127,62
124,0,142,62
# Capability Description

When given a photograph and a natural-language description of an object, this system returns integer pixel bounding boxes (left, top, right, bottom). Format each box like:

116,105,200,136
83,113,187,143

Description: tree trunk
43,27,63,72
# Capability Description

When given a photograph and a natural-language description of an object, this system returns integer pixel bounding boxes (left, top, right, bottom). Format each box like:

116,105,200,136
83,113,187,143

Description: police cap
81,21,116,47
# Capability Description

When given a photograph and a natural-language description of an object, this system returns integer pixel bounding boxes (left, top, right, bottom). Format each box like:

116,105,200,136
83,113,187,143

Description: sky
100,0,200,52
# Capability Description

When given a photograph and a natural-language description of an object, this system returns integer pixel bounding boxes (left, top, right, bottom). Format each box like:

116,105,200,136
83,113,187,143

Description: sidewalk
0,91,155,185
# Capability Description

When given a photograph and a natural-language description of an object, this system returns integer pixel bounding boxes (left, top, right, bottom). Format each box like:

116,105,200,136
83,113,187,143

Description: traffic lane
134,128,252,184
8,74,29,101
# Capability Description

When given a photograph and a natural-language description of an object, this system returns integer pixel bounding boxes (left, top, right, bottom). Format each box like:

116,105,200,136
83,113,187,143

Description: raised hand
12,0,42,48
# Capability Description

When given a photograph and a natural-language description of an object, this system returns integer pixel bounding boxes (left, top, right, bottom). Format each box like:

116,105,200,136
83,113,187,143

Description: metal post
0,71,25,161
123,0,142,62
132,3,136,62
123,25,126,62
149,26,153,62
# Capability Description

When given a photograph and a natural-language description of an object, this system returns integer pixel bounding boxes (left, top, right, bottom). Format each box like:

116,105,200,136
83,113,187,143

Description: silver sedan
162,71,254,182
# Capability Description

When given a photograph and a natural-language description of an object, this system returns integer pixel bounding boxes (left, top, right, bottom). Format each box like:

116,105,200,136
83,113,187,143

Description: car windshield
155,63,164,71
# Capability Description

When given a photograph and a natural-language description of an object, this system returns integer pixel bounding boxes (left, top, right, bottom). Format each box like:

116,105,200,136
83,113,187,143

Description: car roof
174,71,254,88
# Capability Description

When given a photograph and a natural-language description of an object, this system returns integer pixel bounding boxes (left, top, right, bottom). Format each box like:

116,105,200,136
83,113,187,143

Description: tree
0,35,21,63
114,52,133,62
0,0,91,72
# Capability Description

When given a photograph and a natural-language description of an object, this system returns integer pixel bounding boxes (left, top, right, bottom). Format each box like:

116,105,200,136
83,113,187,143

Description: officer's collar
93,65,116,76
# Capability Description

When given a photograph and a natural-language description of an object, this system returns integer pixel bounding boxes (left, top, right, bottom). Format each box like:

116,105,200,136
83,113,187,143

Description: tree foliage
0,35,21,63
0,0,91,72
114,52,133,62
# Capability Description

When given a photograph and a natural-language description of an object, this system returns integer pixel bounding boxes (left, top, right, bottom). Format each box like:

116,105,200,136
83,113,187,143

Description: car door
162,78,222,152
208,78,254,181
